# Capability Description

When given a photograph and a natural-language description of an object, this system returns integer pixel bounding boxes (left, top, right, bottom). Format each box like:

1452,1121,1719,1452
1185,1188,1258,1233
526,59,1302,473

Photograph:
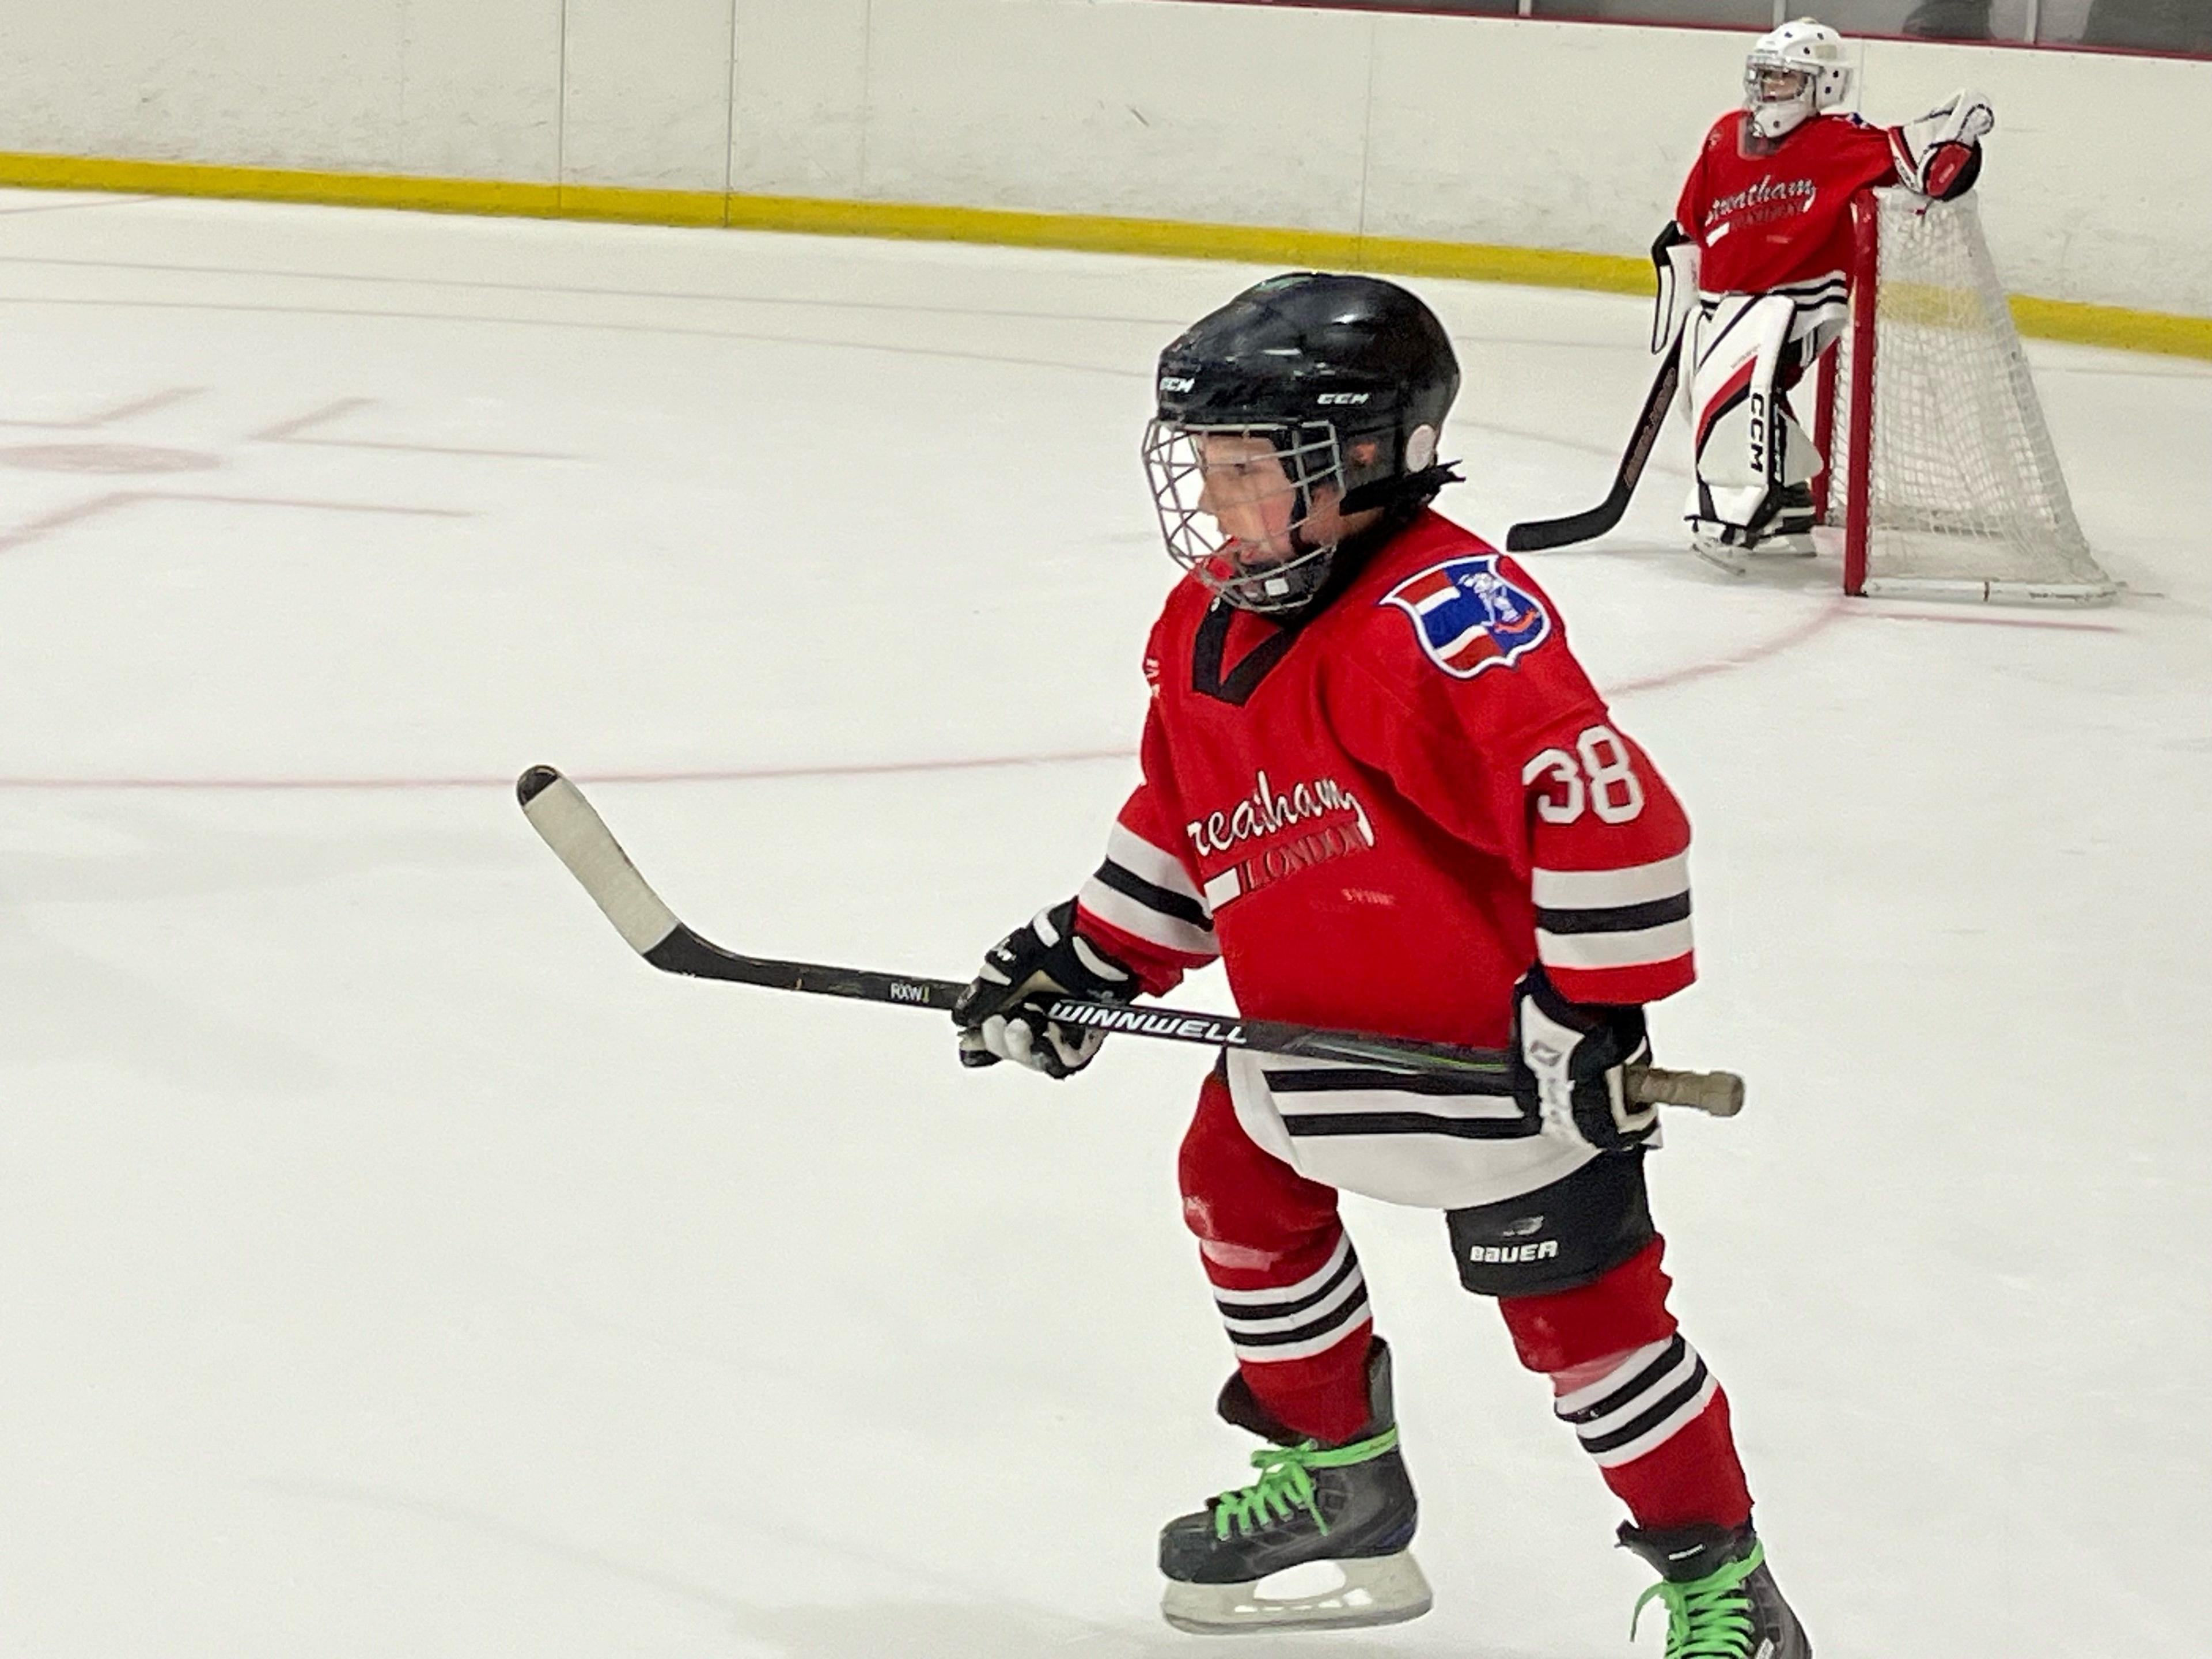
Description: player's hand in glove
952,899,1135,1078
1512,964,1657,1153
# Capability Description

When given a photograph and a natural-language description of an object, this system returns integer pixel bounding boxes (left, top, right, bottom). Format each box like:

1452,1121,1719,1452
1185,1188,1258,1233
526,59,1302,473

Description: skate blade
1751,532,1816,558
1691,539,1748,576
1160,1550,1433,1635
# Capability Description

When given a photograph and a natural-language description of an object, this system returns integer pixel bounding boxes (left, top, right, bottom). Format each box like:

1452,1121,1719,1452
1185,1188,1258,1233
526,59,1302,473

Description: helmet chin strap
1243,490,1445,620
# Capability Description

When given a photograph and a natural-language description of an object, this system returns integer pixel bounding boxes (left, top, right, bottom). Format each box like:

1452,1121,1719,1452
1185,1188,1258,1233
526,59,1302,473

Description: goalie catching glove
953,899,1137,1077
1512,964,1658,1154
1891,87,1994,201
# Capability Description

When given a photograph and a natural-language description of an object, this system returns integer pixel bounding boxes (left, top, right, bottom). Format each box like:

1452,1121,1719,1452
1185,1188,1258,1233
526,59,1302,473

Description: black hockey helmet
1143,272,1460,613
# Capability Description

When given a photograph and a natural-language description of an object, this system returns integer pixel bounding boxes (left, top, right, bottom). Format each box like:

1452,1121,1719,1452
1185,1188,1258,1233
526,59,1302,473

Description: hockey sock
1552,1335,1752,1529
1499,1238,1753,1531
1206,1231,1376,1445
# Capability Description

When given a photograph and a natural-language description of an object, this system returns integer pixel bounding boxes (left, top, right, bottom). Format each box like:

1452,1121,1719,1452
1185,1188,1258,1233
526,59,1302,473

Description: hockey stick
1504,329,1682,553
517,765,1743,1118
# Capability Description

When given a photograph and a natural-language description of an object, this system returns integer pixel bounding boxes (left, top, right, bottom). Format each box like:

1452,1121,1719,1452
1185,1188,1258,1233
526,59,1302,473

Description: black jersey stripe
1090,857,1213,931
1282,1111,1539,1141
1266,1066,1518,1099
1535,892,1692,937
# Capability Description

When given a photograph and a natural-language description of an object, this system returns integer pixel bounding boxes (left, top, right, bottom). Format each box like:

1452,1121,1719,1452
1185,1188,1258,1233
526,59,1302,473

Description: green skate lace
1630,1540,1764,1659
1209,1426,1400,1541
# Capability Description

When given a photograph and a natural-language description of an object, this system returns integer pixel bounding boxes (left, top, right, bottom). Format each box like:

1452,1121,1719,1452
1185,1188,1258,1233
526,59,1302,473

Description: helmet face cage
1744,22,1853,140
1143,418,1347,615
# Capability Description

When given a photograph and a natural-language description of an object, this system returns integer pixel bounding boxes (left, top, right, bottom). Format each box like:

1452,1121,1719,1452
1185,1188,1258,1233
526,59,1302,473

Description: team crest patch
1380,556,1552,678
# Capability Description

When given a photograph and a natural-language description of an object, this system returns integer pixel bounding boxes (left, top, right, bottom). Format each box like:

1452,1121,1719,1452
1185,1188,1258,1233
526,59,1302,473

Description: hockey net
1812,188,2113,603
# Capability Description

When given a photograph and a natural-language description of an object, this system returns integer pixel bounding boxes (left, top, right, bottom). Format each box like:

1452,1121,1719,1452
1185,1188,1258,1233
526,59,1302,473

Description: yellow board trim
3,149,2206,360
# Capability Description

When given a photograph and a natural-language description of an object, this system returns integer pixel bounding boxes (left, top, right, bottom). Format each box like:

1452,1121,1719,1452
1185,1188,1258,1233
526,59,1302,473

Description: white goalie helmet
1744,18,1854,141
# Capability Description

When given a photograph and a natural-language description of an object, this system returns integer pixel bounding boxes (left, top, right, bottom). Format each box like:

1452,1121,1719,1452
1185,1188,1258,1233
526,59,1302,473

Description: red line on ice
0,748,1142,793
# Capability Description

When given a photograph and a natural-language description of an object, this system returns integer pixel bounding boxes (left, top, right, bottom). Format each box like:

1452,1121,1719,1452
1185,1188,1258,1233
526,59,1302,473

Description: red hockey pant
1178,1072,1752,1532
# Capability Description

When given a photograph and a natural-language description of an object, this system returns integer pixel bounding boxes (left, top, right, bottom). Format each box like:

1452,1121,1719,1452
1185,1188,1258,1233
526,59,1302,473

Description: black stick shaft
518,764,1744,1118
1505,334,1681,553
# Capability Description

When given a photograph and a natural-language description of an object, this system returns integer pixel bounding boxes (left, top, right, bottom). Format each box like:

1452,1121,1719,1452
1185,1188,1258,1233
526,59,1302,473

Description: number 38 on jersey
1522,725,1647,825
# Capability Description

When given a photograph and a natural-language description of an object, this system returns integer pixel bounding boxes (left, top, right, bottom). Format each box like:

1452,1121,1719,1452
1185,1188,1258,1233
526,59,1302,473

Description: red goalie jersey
1676,109,1899,294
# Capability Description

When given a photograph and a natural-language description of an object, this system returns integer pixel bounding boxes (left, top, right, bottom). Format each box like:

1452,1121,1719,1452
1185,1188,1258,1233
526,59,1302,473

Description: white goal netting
1820,190,2113,603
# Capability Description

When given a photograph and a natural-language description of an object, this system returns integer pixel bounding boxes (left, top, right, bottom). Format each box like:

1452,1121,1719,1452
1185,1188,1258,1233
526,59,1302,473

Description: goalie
1657,17,1993,571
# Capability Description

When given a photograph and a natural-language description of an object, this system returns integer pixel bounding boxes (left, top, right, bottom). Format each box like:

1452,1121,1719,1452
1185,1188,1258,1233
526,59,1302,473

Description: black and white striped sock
1210,1234,1373,1365
1553,1333,1719,1468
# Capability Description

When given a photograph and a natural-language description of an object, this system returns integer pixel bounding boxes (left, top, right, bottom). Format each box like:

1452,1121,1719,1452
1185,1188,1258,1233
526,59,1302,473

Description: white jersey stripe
1077,874,1219,960
1532,855,1691,911
1537,916,1695,971
1105,821,1206,907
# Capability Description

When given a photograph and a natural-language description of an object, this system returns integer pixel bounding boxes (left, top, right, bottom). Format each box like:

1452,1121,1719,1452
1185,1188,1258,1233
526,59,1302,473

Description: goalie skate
1692,484,1817,574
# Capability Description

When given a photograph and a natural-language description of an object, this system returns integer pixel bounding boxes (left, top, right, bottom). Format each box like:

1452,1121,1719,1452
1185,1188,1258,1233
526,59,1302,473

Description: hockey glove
1512,964,1657,1154
1891,88,1994,201
952,899,1135,1079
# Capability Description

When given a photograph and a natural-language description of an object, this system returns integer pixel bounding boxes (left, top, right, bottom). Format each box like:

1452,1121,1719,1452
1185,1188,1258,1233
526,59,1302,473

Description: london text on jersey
1187,769,1377,913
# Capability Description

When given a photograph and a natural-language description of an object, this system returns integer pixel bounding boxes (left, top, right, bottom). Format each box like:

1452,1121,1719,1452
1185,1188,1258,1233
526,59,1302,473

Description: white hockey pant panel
1685,291,1842,532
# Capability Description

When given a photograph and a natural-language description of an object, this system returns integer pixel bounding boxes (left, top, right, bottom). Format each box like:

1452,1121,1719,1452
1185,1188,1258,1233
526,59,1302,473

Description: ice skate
1158,1340,1430,1634
1691,524,1752,575
1692,484,1816,573
1620,1521,1812,1659
1762,482,1819,554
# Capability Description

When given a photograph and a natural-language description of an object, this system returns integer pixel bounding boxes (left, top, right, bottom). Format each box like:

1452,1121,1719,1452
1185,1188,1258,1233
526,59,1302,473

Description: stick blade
516,766,683,956
1505,501,1627,552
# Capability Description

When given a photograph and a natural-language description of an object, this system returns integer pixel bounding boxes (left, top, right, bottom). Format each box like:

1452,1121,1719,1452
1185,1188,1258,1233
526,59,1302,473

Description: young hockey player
952,271,1810,1656
1658,17,1993,571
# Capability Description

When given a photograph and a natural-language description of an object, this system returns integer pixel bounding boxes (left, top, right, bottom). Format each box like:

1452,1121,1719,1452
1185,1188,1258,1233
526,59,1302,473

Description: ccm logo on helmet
1159,376,1196,393
1316,392,1372,405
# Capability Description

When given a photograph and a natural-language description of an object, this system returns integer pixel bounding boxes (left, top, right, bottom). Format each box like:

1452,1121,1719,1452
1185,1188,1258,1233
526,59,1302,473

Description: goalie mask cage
1810,188,2115,604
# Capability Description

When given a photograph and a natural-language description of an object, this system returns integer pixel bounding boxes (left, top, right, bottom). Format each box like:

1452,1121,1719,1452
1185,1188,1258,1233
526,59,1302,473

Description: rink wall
2,3,2208,354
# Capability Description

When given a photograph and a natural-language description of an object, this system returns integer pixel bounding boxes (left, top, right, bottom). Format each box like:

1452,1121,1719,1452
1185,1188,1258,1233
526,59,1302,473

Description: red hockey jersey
1074,510,1695,1210
1676,110,1898,294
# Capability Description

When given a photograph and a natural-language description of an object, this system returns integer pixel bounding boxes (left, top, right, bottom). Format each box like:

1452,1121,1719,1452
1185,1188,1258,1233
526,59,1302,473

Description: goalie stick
1505,328,1681,553
517,764,1744,1118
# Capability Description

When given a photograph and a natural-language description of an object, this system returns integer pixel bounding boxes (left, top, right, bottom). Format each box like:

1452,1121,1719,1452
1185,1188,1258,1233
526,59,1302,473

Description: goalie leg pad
1686,289,1842,547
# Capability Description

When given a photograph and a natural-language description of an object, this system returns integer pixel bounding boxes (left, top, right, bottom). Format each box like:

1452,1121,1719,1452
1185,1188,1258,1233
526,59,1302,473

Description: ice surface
1,187,2206,1658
